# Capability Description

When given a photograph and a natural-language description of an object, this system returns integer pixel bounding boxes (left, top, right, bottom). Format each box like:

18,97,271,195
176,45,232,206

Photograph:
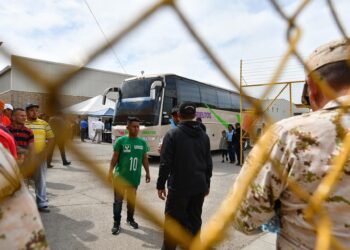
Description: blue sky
0,0,349,102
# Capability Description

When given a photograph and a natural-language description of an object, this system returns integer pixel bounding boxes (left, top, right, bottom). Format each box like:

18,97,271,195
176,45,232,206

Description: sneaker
226,157,229,161
111,222,120,235
221,160,224,163
126,219,139,229
47,164,54,168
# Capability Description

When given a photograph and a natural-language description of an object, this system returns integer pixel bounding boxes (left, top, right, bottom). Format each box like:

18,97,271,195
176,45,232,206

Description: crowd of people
79,117,112,143
0,103,74,212
1,39,350,249
219,122,244,165
0,102,75,248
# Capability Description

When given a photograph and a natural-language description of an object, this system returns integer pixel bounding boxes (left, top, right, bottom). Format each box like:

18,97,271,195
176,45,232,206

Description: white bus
103,74,249,156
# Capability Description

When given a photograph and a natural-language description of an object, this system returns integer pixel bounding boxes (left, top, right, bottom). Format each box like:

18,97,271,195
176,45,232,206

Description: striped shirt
7,125,34,149
25,119,54,153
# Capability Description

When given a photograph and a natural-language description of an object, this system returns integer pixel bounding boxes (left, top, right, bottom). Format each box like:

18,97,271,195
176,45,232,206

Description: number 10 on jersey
129,157,138,171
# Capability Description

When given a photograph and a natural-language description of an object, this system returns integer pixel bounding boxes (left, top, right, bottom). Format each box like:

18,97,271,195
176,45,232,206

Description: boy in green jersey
108,117,150,235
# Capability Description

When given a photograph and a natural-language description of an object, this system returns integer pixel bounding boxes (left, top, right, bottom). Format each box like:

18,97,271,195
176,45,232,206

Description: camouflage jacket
234,96,350,250
0,145,48,249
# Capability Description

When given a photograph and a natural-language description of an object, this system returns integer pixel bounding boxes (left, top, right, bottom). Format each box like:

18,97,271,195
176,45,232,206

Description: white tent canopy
63,95,115,115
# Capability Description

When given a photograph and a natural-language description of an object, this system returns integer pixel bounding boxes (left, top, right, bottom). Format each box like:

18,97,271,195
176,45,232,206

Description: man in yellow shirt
25,103,54,213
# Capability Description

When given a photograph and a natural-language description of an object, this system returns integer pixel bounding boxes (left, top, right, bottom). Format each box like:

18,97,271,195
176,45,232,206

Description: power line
83,0,127,73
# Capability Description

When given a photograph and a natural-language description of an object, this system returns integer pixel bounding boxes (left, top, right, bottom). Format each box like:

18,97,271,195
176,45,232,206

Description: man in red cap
0,100,11,127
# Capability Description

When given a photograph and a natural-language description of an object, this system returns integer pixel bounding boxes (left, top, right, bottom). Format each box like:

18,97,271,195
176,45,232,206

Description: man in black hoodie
233,122,244,166
157,102,213,250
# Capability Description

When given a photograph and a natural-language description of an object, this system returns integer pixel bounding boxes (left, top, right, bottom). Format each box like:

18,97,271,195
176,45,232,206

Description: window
164,76,177,98
161,96,173,125
217,91,231,109
230,93,240,110
177,80,201,103
200,86,218,107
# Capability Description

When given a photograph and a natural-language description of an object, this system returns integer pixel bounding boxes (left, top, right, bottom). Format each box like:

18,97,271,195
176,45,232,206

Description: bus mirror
150,89,156,100
102,87,120,105
150,80,163,100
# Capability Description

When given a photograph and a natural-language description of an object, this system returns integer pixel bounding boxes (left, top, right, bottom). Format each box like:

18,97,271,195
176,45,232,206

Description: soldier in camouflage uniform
0,144,48,249
234,39,350,249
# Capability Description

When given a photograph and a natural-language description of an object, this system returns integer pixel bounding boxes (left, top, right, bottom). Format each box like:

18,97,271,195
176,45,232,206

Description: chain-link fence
1,0,349,249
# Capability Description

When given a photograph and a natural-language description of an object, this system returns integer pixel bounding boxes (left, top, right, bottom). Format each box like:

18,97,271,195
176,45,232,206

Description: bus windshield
114,78,162,126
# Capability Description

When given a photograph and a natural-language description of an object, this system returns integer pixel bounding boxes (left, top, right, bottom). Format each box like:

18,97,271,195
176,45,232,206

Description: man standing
25,103,54,213
4,103,13,120
196,117,206,132
92,118,104,143
234,39,350,249
47,112,71,168
169,106,180,128
7,108,34,163
108,117,150,235
80,117,88,142
157,102,213,250
233,122,244,166
159,106,180,153
0,100,11,126
226,124,235,164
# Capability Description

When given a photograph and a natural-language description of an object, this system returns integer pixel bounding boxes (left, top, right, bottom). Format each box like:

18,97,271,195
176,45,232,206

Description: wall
0,70,11,94
0,90,90,111
11,55,132,97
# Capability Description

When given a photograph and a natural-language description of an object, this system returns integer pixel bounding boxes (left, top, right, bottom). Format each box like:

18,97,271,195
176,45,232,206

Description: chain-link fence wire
240,81,309,155
0,0,349,249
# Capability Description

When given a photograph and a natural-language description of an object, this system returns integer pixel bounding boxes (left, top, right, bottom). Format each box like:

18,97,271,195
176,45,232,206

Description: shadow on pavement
58,166,90,173
47,182,75,191
41,208,98,250
121,225,163,249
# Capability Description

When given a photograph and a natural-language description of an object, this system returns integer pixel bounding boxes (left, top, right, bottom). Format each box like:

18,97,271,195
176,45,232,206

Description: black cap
25,103,39,110
171,106,179,115
179,102,196,115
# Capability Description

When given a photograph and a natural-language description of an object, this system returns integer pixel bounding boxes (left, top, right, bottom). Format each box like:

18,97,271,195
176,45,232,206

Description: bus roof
124,73,240,95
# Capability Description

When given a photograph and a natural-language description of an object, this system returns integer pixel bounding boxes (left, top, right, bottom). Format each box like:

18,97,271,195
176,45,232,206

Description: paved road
38,140,264,250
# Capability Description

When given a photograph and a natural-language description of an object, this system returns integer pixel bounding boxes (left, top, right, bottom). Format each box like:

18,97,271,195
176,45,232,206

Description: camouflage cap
306,39,350,73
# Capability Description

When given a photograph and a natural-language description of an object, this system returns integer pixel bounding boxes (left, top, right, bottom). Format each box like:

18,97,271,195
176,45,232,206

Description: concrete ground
37,139,276,250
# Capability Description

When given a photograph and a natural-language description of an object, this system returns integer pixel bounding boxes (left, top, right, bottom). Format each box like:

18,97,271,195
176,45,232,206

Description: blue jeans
33,161,48,208
227,142,235,162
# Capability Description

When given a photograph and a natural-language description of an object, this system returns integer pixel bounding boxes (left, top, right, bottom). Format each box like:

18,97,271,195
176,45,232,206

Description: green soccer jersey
113,136,148,187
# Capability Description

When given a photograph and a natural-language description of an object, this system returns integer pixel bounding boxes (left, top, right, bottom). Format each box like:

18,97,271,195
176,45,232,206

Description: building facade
0,55,133,111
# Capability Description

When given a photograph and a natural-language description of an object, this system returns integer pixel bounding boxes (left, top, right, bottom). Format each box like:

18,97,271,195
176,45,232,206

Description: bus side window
162,96,173,125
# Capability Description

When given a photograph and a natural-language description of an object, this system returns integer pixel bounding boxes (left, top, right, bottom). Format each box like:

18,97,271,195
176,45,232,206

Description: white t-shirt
94,121,105,130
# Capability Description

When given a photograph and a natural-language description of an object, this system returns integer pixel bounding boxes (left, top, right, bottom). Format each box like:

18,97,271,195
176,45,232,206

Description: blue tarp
88,107,114,117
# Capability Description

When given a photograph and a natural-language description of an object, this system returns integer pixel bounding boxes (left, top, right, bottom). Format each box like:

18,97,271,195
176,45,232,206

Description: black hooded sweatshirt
157,120,213,196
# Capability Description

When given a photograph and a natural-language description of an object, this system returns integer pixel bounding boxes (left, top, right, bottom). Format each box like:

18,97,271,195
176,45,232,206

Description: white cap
4,103,13,110
306,39,350,73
